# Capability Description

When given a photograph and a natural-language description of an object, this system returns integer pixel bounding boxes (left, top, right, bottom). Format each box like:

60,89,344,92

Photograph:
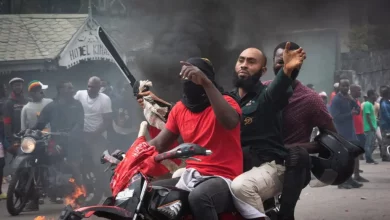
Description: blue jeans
364,131,376,162
357,134,366,150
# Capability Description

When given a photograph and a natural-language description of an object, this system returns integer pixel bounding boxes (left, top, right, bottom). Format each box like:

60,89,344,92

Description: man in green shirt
363,89,378,164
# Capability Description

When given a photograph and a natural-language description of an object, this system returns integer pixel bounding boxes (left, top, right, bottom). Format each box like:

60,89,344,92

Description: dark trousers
0,123,4,194
0,157,4,194
153,177,236,220
278,146,311,220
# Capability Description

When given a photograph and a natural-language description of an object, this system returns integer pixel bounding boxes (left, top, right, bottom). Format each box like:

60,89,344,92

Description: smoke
105,0,355,100
130,0,318,99
132,0,236,100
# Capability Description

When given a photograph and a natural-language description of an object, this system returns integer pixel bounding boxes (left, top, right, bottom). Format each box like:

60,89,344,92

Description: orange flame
34,216,54,220
64,178,86,208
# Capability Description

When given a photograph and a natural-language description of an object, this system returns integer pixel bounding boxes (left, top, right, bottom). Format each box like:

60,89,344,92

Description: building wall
250,0,350,95
339,50,390,94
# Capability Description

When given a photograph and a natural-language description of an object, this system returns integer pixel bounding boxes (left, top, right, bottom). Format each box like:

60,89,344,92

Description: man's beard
233,70,262,92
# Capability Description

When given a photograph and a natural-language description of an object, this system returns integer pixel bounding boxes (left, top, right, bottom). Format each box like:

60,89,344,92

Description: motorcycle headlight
21,137,36,153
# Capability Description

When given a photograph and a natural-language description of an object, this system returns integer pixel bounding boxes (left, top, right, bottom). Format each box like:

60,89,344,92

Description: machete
98,26,137,87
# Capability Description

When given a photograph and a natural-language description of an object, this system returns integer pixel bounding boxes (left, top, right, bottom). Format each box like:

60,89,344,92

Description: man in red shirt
329,82,339,105
148,58,243,220
350,84,369,182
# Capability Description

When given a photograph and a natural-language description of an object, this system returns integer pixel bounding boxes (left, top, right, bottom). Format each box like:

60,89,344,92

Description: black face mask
233,69,262,92
181,80,210,113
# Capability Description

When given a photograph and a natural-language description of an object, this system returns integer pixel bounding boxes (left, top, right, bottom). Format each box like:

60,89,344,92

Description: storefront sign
59,18,116,68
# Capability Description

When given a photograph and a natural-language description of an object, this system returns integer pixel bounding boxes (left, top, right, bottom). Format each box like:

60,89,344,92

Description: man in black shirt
27,81,84,209
230,43,306,218
3,78,28,154
34,81,84,163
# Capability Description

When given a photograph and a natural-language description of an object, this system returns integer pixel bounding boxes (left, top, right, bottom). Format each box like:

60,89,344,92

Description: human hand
179,61,212,87
7,142,19,156
137,91,158,108
283,42,306,76
351,108,359,115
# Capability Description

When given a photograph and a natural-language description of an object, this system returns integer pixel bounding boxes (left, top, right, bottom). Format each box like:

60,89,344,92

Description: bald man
230,45,306,218
74,76,113,193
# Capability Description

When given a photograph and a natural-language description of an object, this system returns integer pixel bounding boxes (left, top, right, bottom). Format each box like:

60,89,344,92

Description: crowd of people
0,40,387,220
0,76,139,208
311,78,390,189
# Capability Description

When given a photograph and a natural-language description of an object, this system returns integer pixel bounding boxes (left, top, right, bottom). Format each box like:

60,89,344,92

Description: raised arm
179,61,240,130
265,42,307,110
264,69,293,110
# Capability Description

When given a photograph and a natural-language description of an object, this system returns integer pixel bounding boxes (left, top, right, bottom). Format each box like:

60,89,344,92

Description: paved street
1,162,389,220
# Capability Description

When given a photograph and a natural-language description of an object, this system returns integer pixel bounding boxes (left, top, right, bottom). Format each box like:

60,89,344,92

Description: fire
34,216,54,220
64,178,87,208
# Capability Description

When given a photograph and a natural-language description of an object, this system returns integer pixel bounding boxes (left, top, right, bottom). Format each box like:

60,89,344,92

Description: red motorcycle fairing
58,205,133,220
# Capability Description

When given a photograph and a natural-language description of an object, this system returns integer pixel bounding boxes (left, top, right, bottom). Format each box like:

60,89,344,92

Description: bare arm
149,128,179,153
21,105,27,131
203,81,240,130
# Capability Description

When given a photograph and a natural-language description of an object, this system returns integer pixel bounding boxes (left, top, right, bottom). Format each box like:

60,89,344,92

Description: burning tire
6,167,33,216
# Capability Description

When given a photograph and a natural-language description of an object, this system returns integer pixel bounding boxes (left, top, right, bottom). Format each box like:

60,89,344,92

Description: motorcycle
6,129,102,215
57,123,281,220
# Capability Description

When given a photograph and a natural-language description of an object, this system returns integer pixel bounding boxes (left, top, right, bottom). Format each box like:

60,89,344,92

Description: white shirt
74,90,112,132
21,98,53,130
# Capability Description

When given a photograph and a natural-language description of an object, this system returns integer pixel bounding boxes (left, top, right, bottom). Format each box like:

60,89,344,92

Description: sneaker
348,179,363,188
338,183,353,189
367,160,378,164
0,193,7,200
354,176,369,183
382,158,390,162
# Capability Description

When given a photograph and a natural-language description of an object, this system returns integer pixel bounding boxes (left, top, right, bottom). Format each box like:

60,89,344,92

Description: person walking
0,84,8,200
363,90,379,164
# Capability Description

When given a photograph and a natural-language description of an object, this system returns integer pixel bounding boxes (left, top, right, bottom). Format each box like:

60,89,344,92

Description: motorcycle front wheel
6,167,34,216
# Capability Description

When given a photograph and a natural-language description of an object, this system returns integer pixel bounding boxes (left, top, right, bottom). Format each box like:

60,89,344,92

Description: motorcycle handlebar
154,143,212,163
14,130,69,139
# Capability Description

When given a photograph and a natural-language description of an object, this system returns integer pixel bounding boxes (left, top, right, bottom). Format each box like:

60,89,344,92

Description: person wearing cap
329,82,339,105
21,80,52,131
3,77,28,154
319,91,328,104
